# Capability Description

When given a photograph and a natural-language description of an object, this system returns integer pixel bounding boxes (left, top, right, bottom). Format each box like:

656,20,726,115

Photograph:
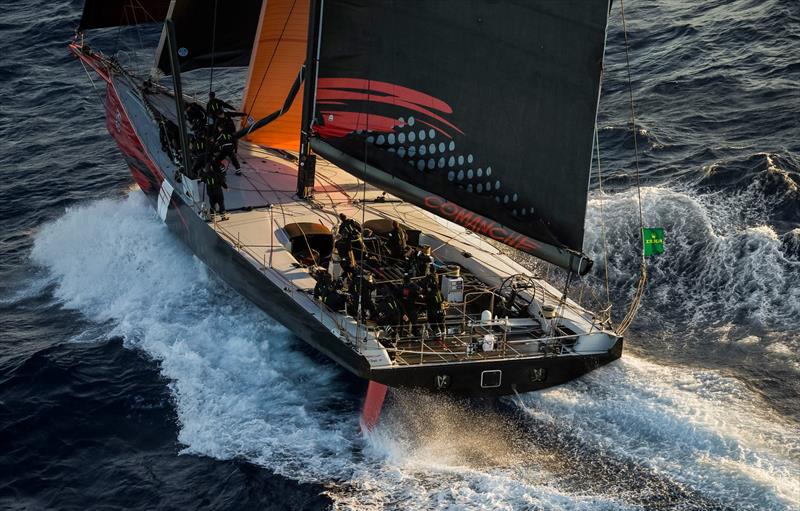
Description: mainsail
308,0,611,274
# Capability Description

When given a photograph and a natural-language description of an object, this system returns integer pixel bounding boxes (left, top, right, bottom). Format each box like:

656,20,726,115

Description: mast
164,18,191,177
296,0,323,199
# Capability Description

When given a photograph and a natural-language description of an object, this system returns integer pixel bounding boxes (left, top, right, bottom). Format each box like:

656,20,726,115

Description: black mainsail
308,0,611,274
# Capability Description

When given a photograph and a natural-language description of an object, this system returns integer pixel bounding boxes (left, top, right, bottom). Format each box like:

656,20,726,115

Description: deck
140,88,610,369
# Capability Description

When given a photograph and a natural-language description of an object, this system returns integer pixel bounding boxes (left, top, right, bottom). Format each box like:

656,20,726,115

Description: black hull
158,175,622,398
102,70,622,398
373,339,623,397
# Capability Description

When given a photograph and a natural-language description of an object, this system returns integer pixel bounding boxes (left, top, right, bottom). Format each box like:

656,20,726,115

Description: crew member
323,284,347,312
335,235,356,278
313,268,332,300
399,273,420,336
376,293,402,347
215,128,240,172
424,271,446,337
386,220,408,260
414,245,434,277
185,102,206,132
188,134,207,178
353,271,377,321
494,295,513,319
203,159,228,220
338,213,365,253
206,91,236,126
220,113,238,138
376,293,401,329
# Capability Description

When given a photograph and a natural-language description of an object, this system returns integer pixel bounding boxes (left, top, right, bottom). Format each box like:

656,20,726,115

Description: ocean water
1,1,799,510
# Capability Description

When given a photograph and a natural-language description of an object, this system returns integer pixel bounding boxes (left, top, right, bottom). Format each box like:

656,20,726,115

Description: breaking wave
30,193,359,481
585,156,800,332
27,192,800,509
515,358,800,511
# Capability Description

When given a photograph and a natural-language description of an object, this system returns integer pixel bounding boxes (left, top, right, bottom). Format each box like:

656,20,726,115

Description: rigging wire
620,0,645,230
595,124,612,310
615,0,648,335
128,7,141,76
208,0,219,94
353,70,374,344
78,58,103,102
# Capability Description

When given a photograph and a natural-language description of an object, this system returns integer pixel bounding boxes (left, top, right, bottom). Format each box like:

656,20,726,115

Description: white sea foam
586,184,800,344
30,192,800,510
515,358,800,510
31,193,358,481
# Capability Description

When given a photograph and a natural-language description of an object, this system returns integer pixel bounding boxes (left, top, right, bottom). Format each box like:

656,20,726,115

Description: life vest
217,132,233,150
391,227,407,246
340,219,361,239
189,137,205,154
428,285,444,305
207,98,224,116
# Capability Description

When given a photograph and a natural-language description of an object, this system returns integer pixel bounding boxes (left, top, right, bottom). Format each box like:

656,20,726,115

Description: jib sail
309,0,611,275
154,0,264,74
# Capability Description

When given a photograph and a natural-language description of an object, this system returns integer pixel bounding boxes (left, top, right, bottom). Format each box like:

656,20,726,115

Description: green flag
642,228,664,257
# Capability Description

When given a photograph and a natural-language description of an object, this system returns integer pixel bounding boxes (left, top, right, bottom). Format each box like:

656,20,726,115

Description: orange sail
240,0,309,152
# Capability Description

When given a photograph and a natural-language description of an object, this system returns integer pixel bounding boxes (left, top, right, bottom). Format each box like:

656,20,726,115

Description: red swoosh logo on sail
315,78,463,138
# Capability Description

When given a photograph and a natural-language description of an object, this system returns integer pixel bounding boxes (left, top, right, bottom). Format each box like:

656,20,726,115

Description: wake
28,191,800,510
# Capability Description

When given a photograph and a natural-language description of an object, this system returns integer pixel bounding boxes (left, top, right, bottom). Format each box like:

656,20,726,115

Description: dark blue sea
1,1,799,509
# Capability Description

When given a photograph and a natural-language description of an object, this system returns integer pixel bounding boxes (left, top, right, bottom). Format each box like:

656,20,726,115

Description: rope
595,124,612,310
617,264,646,334
354,74,373,338
620,0,645,235
78,57,103,102
130,7,143,76
551,269,574,335
615,0,647,335
209,0,219,94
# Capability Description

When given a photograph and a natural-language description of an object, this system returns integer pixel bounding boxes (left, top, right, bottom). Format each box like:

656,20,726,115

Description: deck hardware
480,370,502,388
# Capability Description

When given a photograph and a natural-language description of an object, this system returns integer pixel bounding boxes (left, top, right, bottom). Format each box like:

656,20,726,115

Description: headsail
239,0,310,151
78,0,170,30
310,0,611,274
154,0,264,74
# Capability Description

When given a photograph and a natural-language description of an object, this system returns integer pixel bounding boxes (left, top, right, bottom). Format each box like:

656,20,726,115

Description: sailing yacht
70,0,622,421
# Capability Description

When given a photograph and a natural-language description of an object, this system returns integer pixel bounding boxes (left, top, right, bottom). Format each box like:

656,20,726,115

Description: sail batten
311,0,611,269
